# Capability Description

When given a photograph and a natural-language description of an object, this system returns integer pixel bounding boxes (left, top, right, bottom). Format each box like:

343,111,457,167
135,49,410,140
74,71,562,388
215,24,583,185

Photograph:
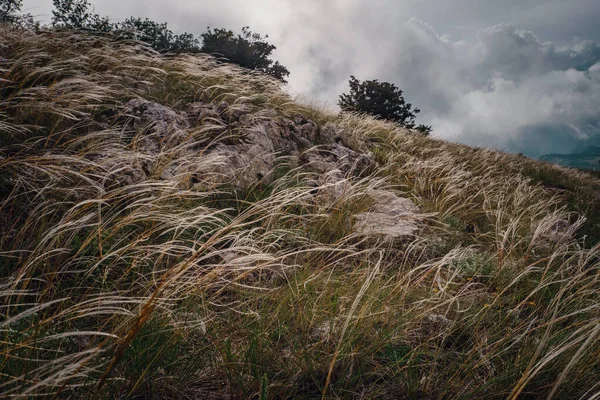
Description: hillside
1,26,600,399
540,146,600,171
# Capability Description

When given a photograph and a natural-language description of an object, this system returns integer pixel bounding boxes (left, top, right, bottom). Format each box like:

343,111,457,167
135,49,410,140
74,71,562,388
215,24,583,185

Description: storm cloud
22,0,600,155
382,20,600,156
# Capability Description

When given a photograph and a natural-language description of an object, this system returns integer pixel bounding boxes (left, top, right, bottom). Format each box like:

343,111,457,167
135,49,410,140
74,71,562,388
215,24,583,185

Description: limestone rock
125,98,188,133
294,116,318,143
207,120,296,189
118,99,379,192
354,190,420,241
300,143,375,177
123,98,190,154
319,122,344,144
185,101,222,124
299,142,376,200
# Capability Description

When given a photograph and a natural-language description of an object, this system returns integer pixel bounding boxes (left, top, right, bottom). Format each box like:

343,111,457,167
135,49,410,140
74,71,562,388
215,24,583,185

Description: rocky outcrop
119,98,378,191
114,98,420,240
207,116,315,189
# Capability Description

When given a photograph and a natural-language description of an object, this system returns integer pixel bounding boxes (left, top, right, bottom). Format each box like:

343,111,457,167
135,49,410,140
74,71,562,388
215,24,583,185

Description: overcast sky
22,0,600,156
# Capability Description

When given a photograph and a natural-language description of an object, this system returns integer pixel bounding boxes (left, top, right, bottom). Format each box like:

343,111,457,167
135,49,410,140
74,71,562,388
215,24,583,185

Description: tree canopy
201,26,290,82
118,17,199,53
52,0,111,31
0,0,21,23
1,0,35,27
339,76,428,132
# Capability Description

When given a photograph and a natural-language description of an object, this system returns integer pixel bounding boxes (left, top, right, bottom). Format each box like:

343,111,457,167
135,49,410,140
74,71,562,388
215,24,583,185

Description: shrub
1,0,36,28
416,124,432,135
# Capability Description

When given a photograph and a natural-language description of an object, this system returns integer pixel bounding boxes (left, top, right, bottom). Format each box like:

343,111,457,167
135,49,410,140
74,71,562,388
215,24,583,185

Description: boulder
296,119,318,143
319,122,344,144
354,190,420,241
125,98,188,133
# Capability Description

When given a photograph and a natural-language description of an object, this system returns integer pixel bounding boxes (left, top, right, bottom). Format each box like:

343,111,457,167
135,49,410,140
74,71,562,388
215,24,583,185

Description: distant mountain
540,146,600,170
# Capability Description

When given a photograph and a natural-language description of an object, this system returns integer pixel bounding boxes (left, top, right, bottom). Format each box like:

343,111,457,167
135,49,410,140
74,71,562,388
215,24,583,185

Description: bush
416,124,432,135
24,3,291,81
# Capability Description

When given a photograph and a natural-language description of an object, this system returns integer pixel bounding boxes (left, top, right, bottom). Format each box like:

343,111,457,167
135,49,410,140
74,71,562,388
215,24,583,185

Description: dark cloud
21,0,600,155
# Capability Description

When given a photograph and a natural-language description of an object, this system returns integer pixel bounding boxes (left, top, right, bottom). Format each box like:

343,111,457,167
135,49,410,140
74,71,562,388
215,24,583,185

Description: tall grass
1,25,599,399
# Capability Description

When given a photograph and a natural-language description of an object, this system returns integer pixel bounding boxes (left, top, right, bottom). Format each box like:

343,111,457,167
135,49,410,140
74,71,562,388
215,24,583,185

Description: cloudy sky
22,0,600,156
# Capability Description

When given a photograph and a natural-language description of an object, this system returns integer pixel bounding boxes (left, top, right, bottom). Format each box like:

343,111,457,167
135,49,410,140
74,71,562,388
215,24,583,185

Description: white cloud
325,20,600,155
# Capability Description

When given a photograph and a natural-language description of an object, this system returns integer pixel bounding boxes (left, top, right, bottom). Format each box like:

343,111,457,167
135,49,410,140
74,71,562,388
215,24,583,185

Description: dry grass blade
1,25,599,399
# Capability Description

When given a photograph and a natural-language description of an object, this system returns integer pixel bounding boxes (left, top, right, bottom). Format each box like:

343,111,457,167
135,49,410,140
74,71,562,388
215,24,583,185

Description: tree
52,0,111,31
119,17,173,50
171,32,200,53
200,26,290,82
1,0,35,28
0,0,21,23
48,5,288,78
118,17,199,53
51,1,200,52
338,76,421,128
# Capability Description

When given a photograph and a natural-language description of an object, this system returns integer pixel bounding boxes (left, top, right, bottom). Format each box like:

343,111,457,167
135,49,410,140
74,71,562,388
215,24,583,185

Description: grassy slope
1,27,600,399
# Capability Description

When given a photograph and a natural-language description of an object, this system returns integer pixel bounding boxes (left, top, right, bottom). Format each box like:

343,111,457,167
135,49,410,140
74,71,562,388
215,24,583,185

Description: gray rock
105,163,147,188
213,116,372,190
205,120,300,189
300,143,375,177
296,119,318,143
354,190,420,241
301,149,339,175
118,99,379,192
125,98,187,130
312,169,347,199
123,98,190,153
319,122,343,144
186,101,221,124
216,101,229,116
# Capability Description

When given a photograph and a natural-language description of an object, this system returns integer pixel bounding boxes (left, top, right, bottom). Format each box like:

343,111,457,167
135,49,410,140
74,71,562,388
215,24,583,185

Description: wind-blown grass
1,25,599,399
